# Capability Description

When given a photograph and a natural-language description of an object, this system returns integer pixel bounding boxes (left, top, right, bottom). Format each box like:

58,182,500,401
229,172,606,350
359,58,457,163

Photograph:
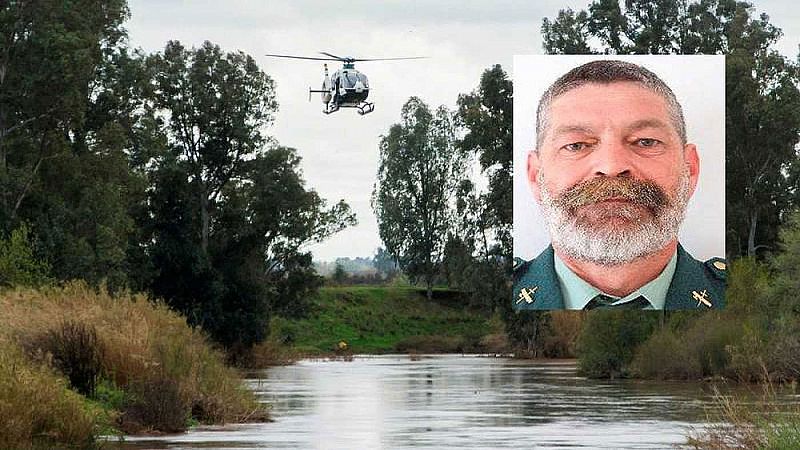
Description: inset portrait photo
513,55,726,310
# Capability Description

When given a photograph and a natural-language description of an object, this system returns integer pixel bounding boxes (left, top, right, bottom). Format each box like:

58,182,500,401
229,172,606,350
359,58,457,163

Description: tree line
0,1,355,360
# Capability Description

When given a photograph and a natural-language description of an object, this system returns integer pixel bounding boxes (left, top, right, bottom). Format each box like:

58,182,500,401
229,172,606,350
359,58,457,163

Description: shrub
0,282,267,435
121,370,190,434
34,321,105,396
541,311,584,358
632,328,702,379
0,224,51,288
0,339,97,449
576,310,660,378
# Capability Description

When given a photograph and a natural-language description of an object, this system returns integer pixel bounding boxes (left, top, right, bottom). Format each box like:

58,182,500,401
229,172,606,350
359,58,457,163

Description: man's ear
528,150,542,202
684,143,700,196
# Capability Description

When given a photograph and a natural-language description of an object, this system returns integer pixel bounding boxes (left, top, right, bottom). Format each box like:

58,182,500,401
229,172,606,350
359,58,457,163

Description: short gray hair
535,60,686,149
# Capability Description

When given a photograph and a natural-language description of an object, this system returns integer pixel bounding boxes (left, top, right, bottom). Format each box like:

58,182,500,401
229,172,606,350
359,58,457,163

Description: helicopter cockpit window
340,72,368,89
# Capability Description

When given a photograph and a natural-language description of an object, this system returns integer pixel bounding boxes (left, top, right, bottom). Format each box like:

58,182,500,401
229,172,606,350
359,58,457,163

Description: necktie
584,294,651,310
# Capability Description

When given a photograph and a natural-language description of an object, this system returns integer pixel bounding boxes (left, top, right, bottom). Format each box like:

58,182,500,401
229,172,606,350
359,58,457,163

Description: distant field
270,286,499,354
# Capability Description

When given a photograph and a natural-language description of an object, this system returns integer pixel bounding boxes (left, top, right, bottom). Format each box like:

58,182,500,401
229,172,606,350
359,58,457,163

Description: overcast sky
125,0,799,261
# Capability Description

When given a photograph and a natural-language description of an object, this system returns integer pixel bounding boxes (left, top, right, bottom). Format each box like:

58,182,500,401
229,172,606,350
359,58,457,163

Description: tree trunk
747,208,758,257
426,282,433,301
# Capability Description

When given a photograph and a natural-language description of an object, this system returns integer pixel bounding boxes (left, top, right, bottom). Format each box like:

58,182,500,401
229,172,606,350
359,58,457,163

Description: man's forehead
549,81,668,109
544,83,674,132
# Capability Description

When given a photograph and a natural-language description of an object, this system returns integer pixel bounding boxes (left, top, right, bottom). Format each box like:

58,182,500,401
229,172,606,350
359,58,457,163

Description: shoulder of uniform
513,257,531,278
703,257,728,281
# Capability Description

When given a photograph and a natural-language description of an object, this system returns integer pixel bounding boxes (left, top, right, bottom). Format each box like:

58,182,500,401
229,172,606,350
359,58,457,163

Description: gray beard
538,171,690,265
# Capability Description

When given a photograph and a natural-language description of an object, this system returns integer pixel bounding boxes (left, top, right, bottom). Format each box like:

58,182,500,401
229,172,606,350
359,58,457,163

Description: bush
541,311,584,358
32,321,105,396
121,370,190,434
576,310,660,378
0,224,51,288
0,282,267,436
0,339,97,449
632,328,702,379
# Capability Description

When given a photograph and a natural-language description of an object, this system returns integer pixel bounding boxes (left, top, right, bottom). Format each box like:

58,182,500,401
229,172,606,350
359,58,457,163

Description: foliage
0,0,138,291
456,64,513,258
373,97,465,299
0,338,98,450
576,311,660,378
0,282,267,436
686,386,800,450
332,262,347,285
0,224,51,287
31,321,105,397
145,42,355,351
123,370,190,433
541,8,592,54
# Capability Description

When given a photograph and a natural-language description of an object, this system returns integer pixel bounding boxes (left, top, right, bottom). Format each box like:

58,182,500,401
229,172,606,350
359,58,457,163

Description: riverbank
0,283,267,449
257,286,505,361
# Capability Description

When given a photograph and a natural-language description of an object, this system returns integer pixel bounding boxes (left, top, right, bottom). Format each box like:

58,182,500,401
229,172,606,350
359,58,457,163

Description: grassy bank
0,282,267,449
264,286,503,356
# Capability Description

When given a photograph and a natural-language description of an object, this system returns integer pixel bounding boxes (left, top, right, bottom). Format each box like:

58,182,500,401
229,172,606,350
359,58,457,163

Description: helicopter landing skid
356,102,374,115
322,102,374,115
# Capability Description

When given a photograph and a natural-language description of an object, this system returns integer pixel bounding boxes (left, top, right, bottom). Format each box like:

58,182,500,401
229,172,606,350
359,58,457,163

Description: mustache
553,176,669,213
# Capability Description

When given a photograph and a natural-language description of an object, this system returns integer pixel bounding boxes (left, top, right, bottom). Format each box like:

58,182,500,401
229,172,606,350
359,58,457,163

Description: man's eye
562,142,588,152
636,138,660,147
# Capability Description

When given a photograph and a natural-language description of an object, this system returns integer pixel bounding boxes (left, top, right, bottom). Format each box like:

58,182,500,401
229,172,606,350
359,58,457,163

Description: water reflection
114,355,793,449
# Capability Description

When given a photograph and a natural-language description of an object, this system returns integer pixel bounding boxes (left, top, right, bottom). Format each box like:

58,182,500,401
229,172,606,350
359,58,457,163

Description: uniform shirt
512,244,727,310
554,252,677,310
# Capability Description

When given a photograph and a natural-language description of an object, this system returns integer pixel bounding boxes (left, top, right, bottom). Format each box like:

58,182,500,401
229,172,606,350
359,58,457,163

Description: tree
332,262,347,285
149,142,355,350
457,65,514,259
0,0,128,224
0,224,51,287
216,147,356,319
541,9,593,55
148,40,277,254
372,97,465,299
373,247,399,280
541,0,800,258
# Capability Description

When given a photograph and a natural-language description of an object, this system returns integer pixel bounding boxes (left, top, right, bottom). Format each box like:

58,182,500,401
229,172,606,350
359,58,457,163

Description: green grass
271,286,494,354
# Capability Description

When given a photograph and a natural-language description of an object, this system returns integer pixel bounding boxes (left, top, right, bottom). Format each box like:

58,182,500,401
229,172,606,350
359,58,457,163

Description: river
113,354,790,449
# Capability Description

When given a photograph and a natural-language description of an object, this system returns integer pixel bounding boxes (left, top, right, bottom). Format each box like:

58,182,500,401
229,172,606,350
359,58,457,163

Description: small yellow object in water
713,261,726,271
338,341,348,350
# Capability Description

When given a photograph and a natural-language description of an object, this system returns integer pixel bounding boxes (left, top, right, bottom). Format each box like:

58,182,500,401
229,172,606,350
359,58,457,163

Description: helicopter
264,52,425,115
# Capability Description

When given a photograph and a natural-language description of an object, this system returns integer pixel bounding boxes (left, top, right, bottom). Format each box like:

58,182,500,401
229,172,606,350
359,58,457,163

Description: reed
0,281,267,441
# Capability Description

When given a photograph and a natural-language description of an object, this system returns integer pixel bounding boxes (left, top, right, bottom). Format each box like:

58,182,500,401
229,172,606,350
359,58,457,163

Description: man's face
528,81,700,265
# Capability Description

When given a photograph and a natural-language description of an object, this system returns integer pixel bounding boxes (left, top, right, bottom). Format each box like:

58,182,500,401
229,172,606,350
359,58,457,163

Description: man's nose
591,140,632,178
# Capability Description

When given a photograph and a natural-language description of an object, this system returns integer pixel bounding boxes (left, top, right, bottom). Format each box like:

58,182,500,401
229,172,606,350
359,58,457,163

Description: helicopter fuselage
317,64,373,114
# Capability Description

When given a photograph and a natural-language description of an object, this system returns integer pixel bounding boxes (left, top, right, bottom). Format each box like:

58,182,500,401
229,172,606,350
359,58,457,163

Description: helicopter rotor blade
350,57,428,62
319,51,347,61
319,52,427,63
264,53,339,61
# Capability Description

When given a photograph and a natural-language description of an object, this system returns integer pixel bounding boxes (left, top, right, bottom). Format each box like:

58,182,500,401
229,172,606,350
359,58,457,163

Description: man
513,60,726,310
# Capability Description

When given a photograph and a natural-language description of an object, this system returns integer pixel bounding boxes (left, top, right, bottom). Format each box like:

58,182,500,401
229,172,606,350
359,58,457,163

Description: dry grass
0,281,267,437
685,372,800,450
0,336,98,449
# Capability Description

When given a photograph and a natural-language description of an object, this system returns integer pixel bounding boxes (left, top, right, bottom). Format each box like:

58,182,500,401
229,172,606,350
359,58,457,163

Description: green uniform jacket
513,244,727,310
